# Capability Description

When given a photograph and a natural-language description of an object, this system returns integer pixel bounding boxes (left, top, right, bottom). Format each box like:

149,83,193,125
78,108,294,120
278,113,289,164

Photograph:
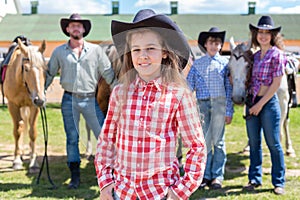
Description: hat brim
111,14,190,69
249,23,281,33
198,31,226,52
60,18,91,37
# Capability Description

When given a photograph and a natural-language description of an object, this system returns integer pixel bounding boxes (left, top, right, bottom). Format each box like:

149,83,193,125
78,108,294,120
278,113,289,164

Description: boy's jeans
61,92,105,163
198,97,226,181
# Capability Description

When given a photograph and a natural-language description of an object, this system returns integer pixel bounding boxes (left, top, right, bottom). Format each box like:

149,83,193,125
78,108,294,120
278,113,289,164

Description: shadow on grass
0,154,100,199
189,151,251,199
191,184,274,199
225,151,249,180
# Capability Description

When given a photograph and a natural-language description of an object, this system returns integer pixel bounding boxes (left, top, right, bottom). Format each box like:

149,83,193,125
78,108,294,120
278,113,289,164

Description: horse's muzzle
33,97,45,107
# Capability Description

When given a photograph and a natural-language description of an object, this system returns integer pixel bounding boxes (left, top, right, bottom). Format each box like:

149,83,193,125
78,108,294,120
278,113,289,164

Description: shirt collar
206,52,221,59
133,75,162,91
65,40,90,52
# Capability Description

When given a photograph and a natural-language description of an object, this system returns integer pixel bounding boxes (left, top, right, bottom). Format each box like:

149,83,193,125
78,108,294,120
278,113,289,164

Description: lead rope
36,106,57,189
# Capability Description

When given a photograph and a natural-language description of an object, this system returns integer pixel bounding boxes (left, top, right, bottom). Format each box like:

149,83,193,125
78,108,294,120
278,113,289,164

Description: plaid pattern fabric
250,46,286,100
186,53,234,117
95,76,206,200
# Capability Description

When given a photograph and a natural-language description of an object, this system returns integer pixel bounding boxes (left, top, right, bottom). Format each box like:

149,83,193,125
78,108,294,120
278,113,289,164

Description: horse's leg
27,106,39,173
85,121,93,160
7,102,24,170
277,76,294,156
283,110,296,157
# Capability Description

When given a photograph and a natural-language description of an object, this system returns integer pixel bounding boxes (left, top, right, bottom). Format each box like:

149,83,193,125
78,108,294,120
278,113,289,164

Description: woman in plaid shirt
243,16,286,195
94,9,206,200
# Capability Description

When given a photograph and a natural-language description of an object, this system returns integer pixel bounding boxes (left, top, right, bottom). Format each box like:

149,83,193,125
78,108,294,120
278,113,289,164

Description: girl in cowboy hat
243,15,286,195
186,27,233,190
94,9,206,200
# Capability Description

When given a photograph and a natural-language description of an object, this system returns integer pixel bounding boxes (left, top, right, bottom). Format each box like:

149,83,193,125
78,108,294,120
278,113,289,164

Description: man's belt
64,91,95,98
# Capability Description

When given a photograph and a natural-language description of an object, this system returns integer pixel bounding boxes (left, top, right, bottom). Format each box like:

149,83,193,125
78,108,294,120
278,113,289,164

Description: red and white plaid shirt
95,76,206,200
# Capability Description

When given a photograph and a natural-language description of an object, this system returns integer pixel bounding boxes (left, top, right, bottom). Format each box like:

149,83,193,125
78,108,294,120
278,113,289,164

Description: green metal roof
0,13,300,42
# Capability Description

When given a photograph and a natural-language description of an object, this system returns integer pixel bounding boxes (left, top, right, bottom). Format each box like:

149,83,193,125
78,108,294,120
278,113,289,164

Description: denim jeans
198,98,226,181
61,92,104,163
245,95,285,187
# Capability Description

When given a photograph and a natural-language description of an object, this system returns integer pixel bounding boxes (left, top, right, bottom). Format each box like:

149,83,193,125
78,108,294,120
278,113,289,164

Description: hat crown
132,9,156,23
208,27,222,33
69,13,83,20
257,15,275,28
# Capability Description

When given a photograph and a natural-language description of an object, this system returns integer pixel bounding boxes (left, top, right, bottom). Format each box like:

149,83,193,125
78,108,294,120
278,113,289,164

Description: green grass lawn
0,103,299,200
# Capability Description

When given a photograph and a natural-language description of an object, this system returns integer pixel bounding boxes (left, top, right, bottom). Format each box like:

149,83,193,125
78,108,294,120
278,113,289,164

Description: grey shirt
45,41,116,93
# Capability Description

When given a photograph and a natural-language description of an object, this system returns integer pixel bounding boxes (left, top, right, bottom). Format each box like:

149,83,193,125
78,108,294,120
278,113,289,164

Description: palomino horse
85,44,122,158
228,37,296,157
3,38,47,172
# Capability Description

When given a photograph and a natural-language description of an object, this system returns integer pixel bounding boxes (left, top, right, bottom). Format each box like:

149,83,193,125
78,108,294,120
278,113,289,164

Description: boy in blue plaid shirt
186,27,234,190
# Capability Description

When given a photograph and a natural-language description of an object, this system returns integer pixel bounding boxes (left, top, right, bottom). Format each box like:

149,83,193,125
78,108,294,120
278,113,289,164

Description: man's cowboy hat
249,15,281,32
111,9,190,68
198,27,226,52
60,13,91,37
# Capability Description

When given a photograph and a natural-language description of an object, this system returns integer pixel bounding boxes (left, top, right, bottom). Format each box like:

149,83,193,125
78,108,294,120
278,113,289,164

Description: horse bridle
232,54,244,61
232,51,252,64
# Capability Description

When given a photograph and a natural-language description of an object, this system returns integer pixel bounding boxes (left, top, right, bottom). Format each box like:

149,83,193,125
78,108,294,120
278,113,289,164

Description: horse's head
18,38,47,107
228,37,252,105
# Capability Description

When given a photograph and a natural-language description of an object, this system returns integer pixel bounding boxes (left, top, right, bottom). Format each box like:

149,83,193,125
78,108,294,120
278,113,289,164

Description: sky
2,0,300,16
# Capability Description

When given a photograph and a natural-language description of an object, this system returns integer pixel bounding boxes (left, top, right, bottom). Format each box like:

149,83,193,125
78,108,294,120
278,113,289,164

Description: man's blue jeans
61,92,104,163
245,95,285,187
198,97,226,181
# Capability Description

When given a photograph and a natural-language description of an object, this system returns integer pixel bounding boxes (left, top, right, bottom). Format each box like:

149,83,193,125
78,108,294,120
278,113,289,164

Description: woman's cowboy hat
111,9,190,68
249,15,281,32
198,27,226,52
60,13,91,37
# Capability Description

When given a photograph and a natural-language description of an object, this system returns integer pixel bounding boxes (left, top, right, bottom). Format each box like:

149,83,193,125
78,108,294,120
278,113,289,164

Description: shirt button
143,96,147,100
140,117,143,121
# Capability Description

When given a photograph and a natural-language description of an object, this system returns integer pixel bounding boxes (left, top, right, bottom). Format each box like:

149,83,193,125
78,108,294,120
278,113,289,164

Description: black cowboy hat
198,27,226,52
111,9,190,68
60,13,91,37
249,15,281,33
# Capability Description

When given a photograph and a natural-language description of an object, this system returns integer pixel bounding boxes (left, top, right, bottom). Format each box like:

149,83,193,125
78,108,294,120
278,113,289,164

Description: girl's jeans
245,95,285,187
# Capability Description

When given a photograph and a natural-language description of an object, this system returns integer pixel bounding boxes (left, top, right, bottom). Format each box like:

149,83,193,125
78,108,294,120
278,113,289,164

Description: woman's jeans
198,97,226,181
245,95,285,187
61,92,105,163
